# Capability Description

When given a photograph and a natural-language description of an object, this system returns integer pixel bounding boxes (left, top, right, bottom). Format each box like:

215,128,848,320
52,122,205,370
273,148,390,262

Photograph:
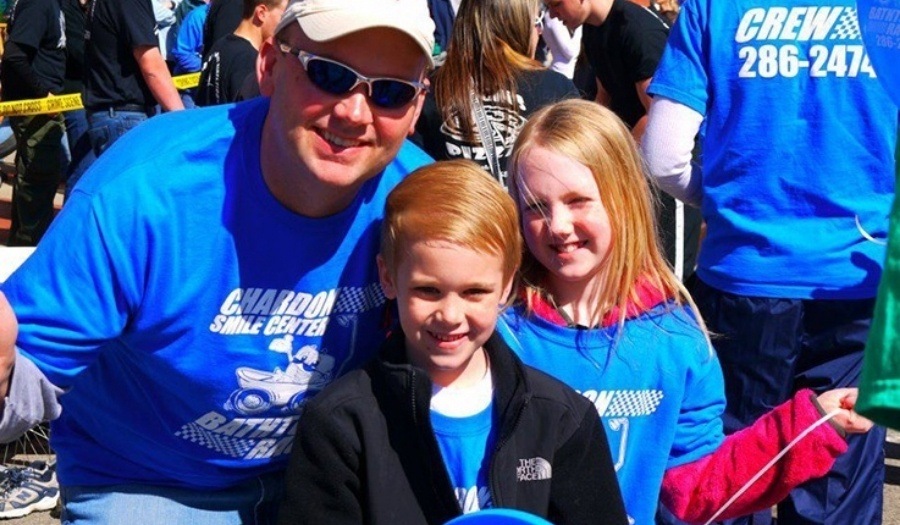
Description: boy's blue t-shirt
1,98,433,488
498,302,725,525
431,404,496,514
649,0,897,299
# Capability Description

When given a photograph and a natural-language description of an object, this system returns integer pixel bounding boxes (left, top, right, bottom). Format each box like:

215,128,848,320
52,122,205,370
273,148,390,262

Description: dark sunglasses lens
370,80,418,109
306,59,358,95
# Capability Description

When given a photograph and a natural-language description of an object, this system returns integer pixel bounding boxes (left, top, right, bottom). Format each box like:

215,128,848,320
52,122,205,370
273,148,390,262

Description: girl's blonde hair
380,160,522,285
508,99,706,336
434,0,541,143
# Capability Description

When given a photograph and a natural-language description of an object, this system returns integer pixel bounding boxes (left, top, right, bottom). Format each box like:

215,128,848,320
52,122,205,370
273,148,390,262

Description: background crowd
0,0,896,523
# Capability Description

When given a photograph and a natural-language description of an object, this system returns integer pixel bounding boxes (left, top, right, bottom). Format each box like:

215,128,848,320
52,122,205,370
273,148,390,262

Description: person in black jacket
0,0,66,246
278,160,627,525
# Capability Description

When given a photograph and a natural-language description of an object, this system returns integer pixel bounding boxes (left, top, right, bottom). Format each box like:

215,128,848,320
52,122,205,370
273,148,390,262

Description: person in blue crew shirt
0,0,436,522
642,0,898,523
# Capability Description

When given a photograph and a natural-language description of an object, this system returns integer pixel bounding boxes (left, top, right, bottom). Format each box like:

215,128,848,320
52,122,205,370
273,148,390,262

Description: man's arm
641,95,704,206
0,292,18,402
133,45,185,112
0,293,64,443
1,42,52,99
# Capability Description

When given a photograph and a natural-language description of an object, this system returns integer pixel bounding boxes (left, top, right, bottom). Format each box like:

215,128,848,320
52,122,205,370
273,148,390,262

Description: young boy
277,161,628,525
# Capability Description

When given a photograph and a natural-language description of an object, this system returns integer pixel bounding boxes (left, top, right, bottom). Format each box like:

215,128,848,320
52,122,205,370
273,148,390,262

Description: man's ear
253,3,267,26
258,38,277,97
406,77,429,136
377,255,397,299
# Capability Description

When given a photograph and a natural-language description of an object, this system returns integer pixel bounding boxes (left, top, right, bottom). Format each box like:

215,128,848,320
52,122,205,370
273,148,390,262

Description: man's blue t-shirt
649,0,898,299
1,98,432,488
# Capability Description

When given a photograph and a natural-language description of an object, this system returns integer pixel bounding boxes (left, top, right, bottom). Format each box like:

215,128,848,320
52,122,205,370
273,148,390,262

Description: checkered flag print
176,422,256,458
604,390,664,417
829,8,860,40
334,283,386,314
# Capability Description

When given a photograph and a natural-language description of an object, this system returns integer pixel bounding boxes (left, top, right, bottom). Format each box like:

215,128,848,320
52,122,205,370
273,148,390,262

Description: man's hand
0,291,18,401
817,388,874,435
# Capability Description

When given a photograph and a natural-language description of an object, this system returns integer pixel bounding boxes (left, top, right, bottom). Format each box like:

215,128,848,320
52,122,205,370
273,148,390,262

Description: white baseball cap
274,0,436,68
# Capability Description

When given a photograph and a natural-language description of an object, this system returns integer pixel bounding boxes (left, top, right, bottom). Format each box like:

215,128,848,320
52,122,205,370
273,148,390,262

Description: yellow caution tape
0,72,201,117
0,93,84,117
172,72,201,91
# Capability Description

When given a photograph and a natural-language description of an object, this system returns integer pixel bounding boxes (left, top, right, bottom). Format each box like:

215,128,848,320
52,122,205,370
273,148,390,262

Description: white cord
856,215,888,245
701,408,842,525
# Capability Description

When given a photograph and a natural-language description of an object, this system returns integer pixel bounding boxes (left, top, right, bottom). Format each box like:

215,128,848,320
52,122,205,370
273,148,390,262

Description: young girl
497,99,872,525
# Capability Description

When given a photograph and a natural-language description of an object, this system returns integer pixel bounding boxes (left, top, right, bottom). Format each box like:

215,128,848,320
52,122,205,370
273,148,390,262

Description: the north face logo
516,457,552,481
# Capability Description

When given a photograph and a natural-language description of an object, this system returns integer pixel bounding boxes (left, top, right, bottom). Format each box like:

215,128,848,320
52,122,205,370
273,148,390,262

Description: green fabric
859,130,900,428
7,113,64,246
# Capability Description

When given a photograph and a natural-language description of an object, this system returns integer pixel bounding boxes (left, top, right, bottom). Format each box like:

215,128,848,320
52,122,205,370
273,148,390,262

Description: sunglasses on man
278,41,428,109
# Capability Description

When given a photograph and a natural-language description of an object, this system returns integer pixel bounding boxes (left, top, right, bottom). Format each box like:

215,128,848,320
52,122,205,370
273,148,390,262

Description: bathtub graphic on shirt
225,336,335,415
174,283,386,461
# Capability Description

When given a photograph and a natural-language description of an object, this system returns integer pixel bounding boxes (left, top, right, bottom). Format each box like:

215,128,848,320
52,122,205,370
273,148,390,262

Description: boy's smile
379,240,512,388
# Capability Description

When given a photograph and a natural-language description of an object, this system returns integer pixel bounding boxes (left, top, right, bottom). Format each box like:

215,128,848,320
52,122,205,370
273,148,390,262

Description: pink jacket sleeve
660,389,848,523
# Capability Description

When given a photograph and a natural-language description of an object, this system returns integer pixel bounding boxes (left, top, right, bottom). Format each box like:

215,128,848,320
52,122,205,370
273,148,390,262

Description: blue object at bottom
445,508,553,525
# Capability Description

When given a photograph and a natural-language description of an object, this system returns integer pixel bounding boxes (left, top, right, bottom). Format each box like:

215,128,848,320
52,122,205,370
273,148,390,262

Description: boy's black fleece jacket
278,331,628,525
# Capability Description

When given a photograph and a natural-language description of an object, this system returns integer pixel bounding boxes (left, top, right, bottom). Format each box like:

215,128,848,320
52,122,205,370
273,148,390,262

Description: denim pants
61,473,284,524
63,108,97,199
8,113,65,246
86,108,148,158
687,276,886,525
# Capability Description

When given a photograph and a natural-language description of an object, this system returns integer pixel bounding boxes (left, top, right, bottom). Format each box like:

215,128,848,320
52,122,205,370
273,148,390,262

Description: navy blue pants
687,276,885,525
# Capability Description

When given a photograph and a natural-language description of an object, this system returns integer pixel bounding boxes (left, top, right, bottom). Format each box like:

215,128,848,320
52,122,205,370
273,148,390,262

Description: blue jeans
86,108,148,159
61,473,284,524
63,109,97,199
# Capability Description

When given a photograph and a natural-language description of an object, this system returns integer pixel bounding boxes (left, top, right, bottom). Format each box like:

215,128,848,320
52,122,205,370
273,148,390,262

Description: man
82,0,185,158
202,0,244,61
545,0,667,138
0,0,66,246
0,0,434,521
643,1,897,523
544,0,701,281
196,0,286,106
60,0,95,198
